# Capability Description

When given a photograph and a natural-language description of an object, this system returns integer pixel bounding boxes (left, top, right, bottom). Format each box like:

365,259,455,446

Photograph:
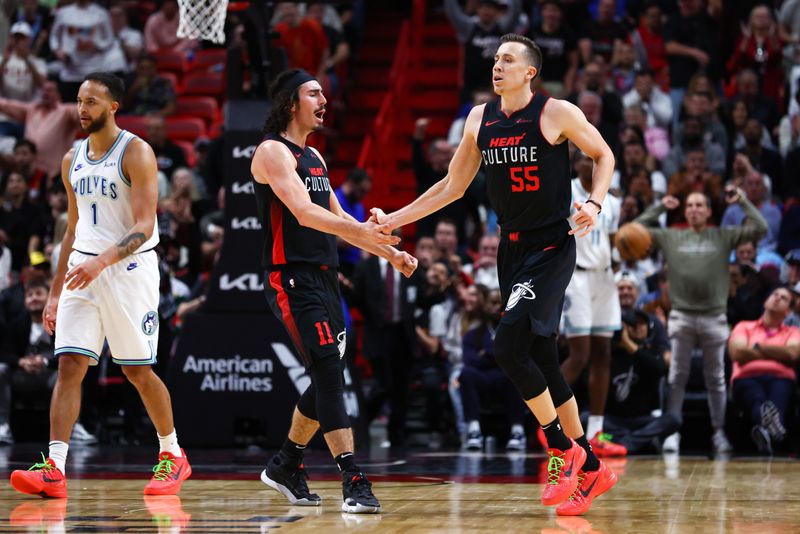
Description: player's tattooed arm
115,232,147,260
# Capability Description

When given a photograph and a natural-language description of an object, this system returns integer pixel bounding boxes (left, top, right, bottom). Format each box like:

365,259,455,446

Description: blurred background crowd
0,0,796,459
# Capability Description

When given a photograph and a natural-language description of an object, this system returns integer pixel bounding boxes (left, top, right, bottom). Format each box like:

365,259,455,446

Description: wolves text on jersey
73,174,119,199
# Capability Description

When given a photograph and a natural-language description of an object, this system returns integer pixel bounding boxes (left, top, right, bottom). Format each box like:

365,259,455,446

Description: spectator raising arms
636,187,768,455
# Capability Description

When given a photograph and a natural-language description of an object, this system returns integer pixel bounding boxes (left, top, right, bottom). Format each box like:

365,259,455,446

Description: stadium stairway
327,5,405,187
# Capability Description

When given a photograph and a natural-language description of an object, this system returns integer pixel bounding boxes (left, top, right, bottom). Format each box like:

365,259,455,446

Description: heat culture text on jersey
252,134,338,268
480,132,538,166
475,93,572,233
305,166,330,192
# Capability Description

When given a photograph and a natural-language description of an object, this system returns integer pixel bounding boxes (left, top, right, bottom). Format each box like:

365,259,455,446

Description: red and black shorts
264,264,346,367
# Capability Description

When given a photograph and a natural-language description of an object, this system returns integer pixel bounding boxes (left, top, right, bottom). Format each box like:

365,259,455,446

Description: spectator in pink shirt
144,0,197,55
0,80,79,178
729,286,800,454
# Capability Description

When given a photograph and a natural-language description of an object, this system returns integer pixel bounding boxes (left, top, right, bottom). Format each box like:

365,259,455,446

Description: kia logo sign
219,273,264,291
231,217,261,230
231,181,254,194
232,145,257,159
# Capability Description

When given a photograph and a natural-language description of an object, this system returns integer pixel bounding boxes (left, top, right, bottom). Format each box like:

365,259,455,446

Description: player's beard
84,111,109,134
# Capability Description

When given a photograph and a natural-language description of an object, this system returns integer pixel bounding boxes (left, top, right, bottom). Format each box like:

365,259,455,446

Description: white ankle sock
468,420,481,433
587,415,604,440
157,430,182,457
48,441,69,473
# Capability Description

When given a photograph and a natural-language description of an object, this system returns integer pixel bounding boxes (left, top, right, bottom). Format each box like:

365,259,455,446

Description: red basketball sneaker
541,439,586,506
589,433,628,457
9,455,67,498
556,461,618,516
143,450,192,495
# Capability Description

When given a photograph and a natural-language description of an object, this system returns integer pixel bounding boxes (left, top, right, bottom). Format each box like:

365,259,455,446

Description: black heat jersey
253,134,338,268
476,93,571,235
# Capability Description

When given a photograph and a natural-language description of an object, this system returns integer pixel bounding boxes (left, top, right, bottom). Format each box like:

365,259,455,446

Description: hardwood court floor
0,447,798,533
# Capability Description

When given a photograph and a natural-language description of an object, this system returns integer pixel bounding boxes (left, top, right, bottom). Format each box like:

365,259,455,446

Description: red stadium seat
179,72,225,98
155,50,187,75
116,115,150,138
188,48,227,73
174,140,197,168
165,117,207,142
174,96,219,127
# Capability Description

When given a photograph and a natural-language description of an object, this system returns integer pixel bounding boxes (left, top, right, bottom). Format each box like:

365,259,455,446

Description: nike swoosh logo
563,455,575,477
485,120,501,126
171,464,184,480
42,474,61,483
580,475,598,497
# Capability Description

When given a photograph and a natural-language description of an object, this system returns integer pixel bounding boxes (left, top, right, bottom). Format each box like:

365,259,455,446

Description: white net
177,0,230,45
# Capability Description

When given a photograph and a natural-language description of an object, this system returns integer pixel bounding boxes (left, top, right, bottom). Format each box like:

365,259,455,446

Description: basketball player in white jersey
559,150,625,457
10,72,191,498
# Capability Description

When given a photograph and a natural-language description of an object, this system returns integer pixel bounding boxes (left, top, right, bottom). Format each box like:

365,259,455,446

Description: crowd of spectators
360,0,799,455
0,0,798,458
0,0,364,446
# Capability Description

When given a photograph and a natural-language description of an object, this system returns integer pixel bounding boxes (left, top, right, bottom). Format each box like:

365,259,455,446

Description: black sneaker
260,456,321,506
341,471,381,514
761,401,786,441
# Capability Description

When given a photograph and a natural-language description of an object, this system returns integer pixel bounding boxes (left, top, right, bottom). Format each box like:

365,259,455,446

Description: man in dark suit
345,247,420,448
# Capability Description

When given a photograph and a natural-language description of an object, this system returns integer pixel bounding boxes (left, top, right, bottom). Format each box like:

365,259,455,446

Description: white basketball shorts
562,268,621,338
55,249,160,365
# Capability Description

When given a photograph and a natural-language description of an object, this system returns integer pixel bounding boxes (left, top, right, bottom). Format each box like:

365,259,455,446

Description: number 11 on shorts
315,321,334,346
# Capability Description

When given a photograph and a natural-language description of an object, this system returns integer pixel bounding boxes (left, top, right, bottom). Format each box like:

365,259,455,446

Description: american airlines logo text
220,273,263,291
231,217,261,230
183,354,274,392
232,145,256,159
231,181,254,195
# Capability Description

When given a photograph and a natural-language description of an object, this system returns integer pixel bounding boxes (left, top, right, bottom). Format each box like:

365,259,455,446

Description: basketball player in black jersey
371,34,617,516
250,69,418,514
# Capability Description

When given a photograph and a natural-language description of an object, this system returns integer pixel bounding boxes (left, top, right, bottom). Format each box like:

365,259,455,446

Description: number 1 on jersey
91,202,98,225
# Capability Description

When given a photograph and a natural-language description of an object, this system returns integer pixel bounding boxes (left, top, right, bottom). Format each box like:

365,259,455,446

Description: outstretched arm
251,140,398,246
377,105,484,231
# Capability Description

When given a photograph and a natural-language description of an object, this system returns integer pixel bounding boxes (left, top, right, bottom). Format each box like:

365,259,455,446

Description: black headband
276,69,317,95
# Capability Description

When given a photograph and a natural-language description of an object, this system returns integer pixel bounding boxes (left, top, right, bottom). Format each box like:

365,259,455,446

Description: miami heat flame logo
337,331,347,360
505,280,536,311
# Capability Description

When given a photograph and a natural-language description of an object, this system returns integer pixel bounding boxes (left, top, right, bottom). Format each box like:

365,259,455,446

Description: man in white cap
0,22,46,137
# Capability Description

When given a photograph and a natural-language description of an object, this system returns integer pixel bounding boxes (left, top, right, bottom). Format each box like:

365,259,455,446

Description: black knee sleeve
494,320,549,400
531,335,573,407
308,356,349,433
296,383,317,420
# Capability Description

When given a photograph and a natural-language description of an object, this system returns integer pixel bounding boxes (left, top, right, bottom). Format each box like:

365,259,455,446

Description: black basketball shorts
264,265,346,366
497,226,576,337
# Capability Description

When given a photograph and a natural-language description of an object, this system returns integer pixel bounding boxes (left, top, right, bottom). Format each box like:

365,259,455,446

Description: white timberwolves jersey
569,178,620,270
69,130,159,254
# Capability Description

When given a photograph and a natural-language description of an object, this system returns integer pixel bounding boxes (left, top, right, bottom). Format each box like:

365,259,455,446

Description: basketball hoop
177,0,230,45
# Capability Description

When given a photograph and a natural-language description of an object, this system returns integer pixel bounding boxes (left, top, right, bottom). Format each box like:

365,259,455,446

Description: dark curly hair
262,69,304,135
